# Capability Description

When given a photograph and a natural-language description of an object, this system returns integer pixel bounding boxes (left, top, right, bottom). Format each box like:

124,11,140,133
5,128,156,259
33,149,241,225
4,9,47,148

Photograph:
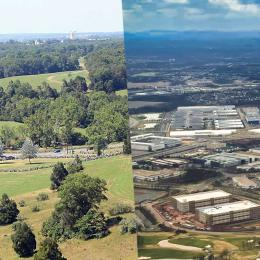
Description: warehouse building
242,107,260,125
196,201,260,226
203,152,257,168
214,119,244,129
172,190,232,213
131,134,181,152
173,105,242,130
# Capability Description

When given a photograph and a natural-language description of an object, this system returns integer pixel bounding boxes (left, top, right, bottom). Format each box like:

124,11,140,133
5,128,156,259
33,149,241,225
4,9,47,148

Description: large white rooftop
173,190,231,203
198,201,260,215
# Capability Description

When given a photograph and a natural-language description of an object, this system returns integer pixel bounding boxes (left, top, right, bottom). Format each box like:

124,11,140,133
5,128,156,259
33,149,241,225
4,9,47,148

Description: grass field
116,89,128,97
138,232,260,260
0,70,90,91
0,155,137,260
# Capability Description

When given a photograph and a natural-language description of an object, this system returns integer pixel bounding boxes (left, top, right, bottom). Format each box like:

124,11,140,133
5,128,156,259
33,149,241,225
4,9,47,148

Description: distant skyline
0,0,123,34
123,0,260,32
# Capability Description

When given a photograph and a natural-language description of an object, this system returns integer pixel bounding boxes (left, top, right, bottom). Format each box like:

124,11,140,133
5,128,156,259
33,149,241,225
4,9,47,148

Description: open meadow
0,155,137,260
0,70,90,91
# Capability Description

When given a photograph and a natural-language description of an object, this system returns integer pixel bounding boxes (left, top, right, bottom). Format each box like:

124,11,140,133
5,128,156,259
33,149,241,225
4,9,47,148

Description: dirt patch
158,240,203,252
213,240,238,252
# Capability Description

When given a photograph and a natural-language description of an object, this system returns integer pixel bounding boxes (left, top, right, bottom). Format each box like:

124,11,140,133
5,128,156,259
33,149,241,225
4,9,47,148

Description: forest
0,39,128,153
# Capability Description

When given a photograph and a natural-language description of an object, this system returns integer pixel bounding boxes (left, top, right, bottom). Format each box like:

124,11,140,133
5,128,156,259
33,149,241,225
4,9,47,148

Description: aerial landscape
123,0,260,259
0,0,137,259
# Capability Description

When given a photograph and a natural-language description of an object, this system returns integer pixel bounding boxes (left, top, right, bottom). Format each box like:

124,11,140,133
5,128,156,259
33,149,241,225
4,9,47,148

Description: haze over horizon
0,0,123,34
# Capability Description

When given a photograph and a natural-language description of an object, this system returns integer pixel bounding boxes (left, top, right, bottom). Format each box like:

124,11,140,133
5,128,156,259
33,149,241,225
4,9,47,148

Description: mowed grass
138,248,204,259
0,155,137,260
137,233,205,259
0,70,90,90
0,158,71,196
116,89,128,97
0,121,24,133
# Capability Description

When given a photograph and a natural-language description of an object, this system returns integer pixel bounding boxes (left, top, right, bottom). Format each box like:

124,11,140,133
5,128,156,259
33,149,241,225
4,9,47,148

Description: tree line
85,41,127,93
0,39,94,78
0,78,128,151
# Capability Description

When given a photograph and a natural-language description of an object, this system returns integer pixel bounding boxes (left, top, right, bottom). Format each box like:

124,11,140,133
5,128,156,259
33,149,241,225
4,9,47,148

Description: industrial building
172,105,243,130
172,190,232,213
242,107,260,125
131,134,181,152
203,152,260,168
196,201,260,226
214,119,244,129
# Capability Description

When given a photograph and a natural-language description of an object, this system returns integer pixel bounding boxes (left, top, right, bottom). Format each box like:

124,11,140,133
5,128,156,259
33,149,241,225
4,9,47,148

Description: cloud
209,0,260,15
157,8,178,17
140,0,153,3
164,0,189,4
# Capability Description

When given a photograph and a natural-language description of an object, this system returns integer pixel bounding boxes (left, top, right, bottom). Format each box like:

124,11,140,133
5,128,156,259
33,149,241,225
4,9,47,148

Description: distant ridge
124,30,260,40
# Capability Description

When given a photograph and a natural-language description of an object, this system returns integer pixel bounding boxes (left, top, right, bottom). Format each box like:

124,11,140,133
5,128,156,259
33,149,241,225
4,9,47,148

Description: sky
122,0,260,32
0,0,123,34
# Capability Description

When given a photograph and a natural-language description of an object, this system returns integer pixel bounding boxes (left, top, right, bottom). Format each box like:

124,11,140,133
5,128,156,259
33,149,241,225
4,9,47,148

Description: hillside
0,70,90,91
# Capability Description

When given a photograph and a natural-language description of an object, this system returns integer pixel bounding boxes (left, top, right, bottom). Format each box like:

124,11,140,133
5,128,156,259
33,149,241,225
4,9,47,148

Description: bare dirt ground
158,240,203,252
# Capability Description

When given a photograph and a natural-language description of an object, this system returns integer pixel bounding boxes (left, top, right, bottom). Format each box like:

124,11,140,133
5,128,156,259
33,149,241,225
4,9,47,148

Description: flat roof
173,190,231,203
198,201,260,215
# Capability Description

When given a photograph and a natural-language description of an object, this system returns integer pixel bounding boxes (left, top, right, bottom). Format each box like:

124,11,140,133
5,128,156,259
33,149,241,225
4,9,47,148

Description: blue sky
122,0,260,32
0,0,123,34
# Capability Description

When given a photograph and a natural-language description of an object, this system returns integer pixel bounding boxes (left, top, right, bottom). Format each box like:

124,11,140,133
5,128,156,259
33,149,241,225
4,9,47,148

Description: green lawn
138,248,205,259
0,155,136,260
0,156,134,200
0,121,24,132
116,89,128,97
0,70,90,90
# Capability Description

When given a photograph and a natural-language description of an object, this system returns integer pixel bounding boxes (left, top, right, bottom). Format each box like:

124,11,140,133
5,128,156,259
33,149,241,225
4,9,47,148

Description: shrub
37,193,49,201
120,218,138,234
18,200,26,207
32,205,40,212
109,203,133,216
67,155,84,174
11,221,36,257
34,237,66,260
74,209,109,240
0,193,19,225
50,162,68,190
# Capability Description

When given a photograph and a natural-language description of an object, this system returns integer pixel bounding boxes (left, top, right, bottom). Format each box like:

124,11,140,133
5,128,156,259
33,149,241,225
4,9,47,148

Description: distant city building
196,201,260,226
172,190,231,213
69,31,76,40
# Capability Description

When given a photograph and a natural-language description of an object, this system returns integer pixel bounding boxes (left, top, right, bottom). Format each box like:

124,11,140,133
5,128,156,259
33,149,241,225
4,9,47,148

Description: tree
0,193,19,225
123,134,131,155
74,209,108,240
50,162,69,190
34,238,66,260
21,139,38,163
42,174,107,240
0,140,4,157
67,155,84,174
11,221,36,257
